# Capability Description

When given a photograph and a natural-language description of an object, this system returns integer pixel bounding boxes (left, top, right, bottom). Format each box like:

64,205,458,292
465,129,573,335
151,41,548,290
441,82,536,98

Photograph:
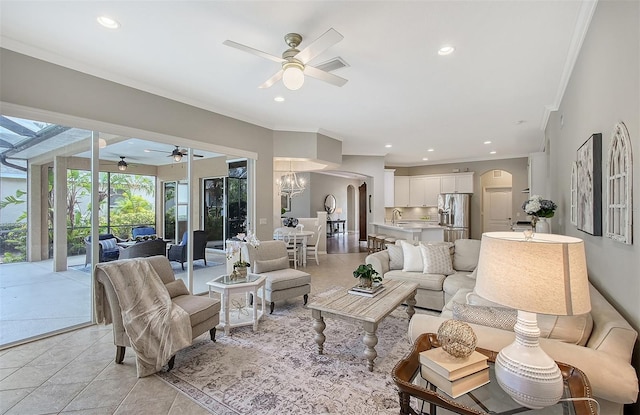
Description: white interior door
483,187,513,232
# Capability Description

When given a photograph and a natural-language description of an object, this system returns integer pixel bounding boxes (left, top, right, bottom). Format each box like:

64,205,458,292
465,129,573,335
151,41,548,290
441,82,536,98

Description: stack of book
418,347,489,398
347,284,385,297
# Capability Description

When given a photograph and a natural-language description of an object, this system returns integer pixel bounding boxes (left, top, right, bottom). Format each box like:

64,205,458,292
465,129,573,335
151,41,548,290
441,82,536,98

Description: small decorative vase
235,266,248,278
359,277,372,288
535,218,551,234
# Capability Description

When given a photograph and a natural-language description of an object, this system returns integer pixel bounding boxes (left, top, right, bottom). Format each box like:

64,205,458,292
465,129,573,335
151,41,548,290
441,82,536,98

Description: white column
53,156,68,271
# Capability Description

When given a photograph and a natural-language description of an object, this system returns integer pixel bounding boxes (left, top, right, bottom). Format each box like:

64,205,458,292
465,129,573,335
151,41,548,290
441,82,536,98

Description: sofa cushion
386,244,404,270
254,256,289,273
401,241,423,272
465,291,594,346
420,244,454,275
165,279,190,298
452,239,481,271
452,303,517,330
261,269,311,291
385,270,445,291
172,295,221,327
442,272,477,295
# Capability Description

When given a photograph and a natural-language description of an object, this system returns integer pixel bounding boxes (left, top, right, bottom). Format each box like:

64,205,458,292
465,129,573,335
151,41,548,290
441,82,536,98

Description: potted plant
353,263,381,289
226,231,260,278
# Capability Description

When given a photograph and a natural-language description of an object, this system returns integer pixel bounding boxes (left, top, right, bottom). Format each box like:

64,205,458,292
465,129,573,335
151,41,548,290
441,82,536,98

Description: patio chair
131,226,156,239
167,230,207,270
84,233,125,266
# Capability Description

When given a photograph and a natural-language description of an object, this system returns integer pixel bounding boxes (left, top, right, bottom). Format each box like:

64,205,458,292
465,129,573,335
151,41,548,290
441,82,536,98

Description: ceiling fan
223,28,348,90
144,145,204,162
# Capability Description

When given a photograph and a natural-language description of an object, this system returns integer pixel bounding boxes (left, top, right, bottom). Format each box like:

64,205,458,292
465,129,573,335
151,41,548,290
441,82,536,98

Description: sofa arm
365,250,390,276
408,315,639,406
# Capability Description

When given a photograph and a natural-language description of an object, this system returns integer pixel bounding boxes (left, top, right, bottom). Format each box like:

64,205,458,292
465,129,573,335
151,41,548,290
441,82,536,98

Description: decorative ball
437,319,477,358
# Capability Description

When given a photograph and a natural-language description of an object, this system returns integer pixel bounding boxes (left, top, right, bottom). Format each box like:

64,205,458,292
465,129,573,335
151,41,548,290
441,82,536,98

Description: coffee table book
420,365,490,399
419,347,488,381
348,284,386,297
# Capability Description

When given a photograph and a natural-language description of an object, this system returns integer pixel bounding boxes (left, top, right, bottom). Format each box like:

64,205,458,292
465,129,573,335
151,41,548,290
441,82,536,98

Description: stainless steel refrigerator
438,193,471,242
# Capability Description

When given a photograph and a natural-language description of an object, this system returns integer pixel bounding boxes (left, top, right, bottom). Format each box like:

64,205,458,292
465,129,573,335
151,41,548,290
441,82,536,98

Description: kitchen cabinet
394,176,410,207
384,169,395,207
409,176,440,206
440,173,474,193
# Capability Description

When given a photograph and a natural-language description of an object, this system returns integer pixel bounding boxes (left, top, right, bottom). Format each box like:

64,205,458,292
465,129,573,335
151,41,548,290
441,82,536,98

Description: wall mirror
324,194,336,214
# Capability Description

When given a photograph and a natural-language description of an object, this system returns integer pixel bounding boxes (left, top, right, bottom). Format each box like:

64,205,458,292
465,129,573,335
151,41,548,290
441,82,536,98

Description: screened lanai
0,114,251,348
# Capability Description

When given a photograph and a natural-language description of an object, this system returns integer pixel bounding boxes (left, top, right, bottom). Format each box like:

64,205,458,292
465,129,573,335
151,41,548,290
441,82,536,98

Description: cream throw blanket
96,260,192,377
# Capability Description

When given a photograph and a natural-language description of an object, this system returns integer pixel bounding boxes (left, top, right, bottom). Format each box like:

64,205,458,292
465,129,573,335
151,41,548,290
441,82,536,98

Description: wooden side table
392,333,597,415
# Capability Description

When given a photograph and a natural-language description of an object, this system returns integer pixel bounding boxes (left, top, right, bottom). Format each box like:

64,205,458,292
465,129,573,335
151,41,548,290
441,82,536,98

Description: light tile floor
0,250,370,414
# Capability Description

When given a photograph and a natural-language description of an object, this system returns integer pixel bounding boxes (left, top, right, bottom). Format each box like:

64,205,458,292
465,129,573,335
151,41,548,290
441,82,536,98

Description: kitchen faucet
392,208,402,224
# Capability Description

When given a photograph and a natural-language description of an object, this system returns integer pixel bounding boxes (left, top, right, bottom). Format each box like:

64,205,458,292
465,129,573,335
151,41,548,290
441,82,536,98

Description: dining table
273,228,315,267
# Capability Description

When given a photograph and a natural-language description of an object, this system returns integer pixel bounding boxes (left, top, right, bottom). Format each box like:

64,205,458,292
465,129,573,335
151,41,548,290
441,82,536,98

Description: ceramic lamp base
495,310,563,409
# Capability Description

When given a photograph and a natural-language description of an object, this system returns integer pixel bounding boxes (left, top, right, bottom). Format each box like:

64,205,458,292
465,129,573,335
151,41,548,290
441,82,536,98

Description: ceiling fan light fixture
171,148,183,162
282,62,305,90
117,156,128,171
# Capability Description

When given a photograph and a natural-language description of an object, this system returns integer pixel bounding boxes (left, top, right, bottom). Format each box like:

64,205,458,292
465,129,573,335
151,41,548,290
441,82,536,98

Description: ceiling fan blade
223,40,285,63
259,70,284,89
295,28,343,64
303,65,348,87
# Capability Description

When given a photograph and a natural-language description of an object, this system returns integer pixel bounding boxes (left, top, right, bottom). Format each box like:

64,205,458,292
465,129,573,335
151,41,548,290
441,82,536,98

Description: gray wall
545,1,640,406
389,158,528,239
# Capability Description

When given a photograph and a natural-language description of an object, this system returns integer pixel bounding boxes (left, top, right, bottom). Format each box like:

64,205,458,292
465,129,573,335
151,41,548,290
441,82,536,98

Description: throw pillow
452,303,517,331
419,244,455,275
165,279,190,298
386,244,404,270
400,240,423,272
254,256,289,273
99,238,117,251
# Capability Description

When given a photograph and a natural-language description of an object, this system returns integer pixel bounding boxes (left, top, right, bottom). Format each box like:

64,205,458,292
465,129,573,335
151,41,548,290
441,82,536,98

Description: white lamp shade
282,64,304,90
475,232,591,316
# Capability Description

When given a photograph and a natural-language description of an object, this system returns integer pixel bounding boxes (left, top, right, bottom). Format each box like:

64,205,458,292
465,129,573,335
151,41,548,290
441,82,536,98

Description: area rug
156,288,418,414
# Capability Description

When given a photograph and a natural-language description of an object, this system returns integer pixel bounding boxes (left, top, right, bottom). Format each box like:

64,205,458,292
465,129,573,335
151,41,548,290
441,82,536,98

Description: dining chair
274,227,302,269
306,225,323,265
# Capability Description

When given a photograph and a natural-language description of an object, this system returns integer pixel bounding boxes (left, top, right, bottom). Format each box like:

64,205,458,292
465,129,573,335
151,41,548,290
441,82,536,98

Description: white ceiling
0,1,594,167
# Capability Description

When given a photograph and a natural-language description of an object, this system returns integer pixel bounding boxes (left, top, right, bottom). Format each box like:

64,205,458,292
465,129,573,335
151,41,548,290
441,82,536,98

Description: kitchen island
372,222,445,242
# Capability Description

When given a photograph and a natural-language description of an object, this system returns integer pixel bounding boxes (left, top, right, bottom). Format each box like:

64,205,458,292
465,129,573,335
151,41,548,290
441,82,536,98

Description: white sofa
365,239,639,414
365,239,481,311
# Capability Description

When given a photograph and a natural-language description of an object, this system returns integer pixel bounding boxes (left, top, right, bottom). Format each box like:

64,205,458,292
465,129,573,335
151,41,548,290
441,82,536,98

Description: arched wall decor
606,121,633,244
570,162,578,226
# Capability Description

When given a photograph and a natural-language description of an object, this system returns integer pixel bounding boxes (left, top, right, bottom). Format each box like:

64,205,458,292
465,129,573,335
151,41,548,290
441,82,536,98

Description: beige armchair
95,255,220,373
242,240,311,314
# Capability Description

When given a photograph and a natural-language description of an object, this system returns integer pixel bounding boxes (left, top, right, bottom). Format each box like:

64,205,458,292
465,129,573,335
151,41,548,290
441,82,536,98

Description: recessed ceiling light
274,96,285,102
97,16,120,29
427,148,434,152
144,149,151,153
490,151,497,154
484,140,492,145
422,157,429,161
385,144,392,148
438,45,455,56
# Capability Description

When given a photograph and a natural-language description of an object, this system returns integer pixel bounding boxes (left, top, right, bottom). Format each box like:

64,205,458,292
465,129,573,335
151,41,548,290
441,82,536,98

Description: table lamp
474,232,591,409
335,207,343,219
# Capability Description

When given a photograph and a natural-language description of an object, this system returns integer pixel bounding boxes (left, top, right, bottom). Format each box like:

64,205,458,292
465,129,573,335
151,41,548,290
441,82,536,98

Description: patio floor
0,251,227,348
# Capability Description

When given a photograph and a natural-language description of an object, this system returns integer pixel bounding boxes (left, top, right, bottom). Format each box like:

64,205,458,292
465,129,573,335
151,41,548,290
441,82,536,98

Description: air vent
314,57,349,73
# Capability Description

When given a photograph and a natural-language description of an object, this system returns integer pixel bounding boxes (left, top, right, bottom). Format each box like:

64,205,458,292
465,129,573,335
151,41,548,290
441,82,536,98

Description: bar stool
367,233,379,253
384,236,397,248
374,234,388,252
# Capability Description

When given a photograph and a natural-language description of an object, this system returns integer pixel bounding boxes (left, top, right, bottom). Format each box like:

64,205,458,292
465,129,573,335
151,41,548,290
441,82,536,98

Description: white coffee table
206,273,266,336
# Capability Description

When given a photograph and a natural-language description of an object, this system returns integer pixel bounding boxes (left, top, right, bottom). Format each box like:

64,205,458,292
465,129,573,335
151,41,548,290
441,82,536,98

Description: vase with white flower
522,195,557,233
226,231,260,278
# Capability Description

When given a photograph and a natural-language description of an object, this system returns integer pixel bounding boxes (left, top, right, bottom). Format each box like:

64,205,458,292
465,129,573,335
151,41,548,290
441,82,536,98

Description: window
606,122,633,244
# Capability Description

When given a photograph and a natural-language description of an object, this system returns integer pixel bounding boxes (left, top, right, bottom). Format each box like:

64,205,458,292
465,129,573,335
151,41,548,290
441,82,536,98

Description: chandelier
277,164,305,198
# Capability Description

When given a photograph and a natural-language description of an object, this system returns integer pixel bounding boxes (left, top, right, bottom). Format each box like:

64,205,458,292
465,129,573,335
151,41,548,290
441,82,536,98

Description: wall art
576,133,602,236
